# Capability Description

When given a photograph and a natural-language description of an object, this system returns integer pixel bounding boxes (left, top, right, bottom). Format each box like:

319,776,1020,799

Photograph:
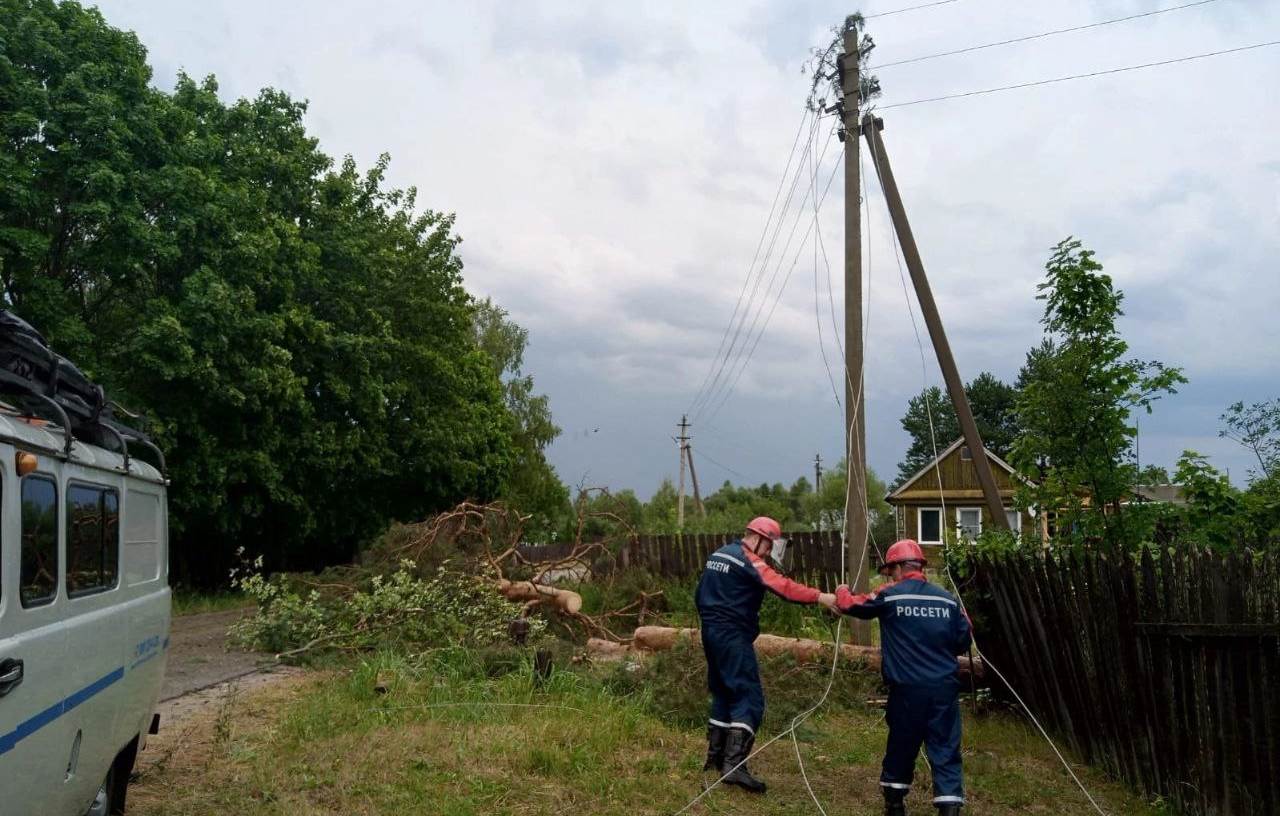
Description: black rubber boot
720,728,767,793
935,805,961,816
703,724,727,771
883,786,907,816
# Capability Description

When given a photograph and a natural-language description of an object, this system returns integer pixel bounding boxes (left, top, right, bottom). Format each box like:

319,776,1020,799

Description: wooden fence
518,530,871,589
967,548,1280,816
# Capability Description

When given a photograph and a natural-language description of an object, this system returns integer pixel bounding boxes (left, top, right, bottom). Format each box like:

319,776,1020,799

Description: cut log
618,625,985,684
586,637,632,661
633,625,697,651
497,579,583,614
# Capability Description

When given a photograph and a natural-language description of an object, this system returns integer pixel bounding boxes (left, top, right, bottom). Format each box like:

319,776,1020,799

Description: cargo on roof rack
0,310,165,475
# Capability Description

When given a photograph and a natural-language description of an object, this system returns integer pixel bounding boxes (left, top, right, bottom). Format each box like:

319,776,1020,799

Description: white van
0,411,169,816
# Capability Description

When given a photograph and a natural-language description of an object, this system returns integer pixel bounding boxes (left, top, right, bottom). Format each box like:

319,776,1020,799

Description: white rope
866,119,1111,816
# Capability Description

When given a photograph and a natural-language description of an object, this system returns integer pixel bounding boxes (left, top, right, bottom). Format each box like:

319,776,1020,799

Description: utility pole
861,115,1010,531
686,444,706,518
676,415,689,529
814,453,823,493
840,26,871,645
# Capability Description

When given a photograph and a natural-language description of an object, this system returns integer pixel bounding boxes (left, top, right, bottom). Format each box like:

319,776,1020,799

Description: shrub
229,557,545,658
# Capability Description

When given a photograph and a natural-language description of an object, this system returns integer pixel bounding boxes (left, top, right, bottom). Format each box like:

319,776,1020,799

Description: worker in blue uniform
835,538,972,816
695,516,838,793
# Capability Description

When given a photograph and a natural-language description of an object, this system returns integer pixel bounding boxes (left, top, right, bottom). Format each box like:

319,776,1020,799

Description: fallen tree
590,625,987,685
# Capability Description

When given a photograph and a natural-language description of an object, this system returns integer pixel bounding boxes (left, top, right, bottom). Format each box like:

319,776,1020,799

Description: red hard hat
745,516,783,542
879,539,927,575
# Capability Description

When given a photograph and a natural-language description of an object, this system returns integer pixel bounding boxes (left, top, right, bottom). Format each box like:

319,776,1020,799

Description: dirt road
153,608,303,735
161,608,265,701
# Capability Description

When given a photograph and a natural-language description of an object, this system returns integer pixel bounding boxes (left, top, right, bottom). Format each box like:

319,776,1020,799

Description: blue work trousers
882,681,965,806
701,626,764,734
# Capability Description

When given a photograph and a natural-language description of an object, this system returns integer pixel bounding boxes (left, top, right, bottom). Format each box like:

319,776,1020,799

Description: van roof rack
0,311,166,476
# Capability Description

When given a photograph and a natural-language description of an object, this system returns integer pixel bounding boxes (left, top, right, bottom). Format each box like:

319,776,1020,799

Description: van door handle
0,659,24,696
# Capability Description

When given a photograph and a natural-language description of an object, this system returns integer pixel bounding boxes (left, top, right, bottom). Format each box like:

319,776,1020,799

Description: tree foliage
896,372,1019,485
1011,238,1186,544
472,298,569,539
1220,398,1279,482
0,1,517,583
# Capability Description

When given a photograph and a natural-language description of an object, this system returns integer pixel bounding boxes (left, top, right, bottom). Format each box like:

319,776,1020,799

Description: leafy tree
0,1,516,583
1220,398,1279,481
473,298,568,538
1135,464,1172,485
804,459,895,546
1172,451,1246,552
1011,238,1186,545
896,372,1019,485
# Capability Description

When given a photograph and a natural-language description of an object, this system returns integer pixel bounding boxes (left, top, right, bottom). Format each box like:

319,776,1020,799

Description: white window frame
1004,509,1022,533
955,507,982,540
917,507,944,545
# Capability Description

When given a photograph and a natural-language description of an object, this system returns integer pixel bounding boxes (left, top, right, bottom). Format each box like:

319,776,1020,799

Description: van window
67,483,120,597
20,475,58,607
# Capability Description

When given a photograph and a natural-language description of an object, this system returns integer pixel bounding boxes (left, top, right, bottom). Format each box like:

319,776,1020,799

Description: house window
956,507,982,540
918,508,943,544
67,483,120,597
1005,509,1021,533
960,446,973,461
20,475,58,607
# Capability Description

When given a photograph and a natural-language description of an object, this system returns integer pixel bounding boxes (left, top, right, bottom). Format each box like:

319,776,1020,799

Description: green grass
131,648,1168,816
171,589,252,616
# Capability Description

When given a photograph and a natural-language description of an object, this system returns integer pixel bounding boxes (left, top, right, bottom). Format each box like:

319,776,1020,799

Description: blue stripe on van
0,667,124,756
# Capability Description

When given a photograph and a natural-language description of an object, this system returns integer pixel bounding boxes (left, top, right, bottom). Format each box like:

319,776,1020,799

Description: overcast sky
94,0,1279,496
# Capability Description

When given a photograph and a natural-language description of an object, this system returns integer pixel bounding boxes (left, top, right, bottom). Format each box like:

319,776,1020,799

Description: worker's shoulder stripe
881,593,957,606
711,551,745,567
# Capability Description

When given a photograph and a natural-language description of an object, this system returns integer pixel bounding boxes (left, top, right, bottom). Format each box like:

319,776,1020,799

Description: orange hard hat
879,539,927,575
745,516,783,542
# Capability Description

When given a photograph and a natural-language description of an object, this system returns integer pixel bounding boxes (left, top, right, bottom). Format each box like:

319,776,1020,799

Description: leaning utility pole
861,116,1010,531
840,26,872,645
676,415,690,528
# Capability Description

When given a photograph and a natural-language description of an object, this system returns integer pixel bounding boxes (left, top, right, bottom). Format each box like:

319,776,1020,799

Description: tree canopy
1011,238,1186,544
895,372,1019,485
0,0,525,582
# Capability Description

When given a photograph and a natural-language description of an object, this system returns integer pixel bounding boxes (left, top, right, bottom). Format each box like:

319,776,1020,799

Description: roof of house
886,437,1027,502
1129,483,1188,505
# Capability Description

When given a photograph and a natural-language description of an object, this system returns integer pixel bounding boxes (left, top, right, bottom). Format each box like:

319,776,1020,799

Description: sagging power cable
687,107,814,419
700,125,844,425
691,112,830,421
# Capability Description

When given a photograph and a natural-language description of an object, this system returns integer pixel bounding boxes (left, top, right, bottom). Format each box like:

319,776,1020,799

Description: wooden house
885,437,1034,550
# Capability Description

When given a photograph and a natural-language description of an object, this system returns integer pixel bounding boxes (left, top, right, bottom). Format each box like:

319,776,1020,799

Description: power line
870,0,1221,70
691,113,828,419
700,142,844,424
879,40,1280,109
690,447,750,483
696,122,840,423
865,0,960,20
687,106,814,416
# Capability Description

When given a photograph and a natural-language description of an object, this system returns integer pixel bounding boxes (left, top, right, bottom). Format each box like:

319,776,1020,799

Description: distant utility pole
676,415,689,528
840,25,872,645
814,453,823,493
